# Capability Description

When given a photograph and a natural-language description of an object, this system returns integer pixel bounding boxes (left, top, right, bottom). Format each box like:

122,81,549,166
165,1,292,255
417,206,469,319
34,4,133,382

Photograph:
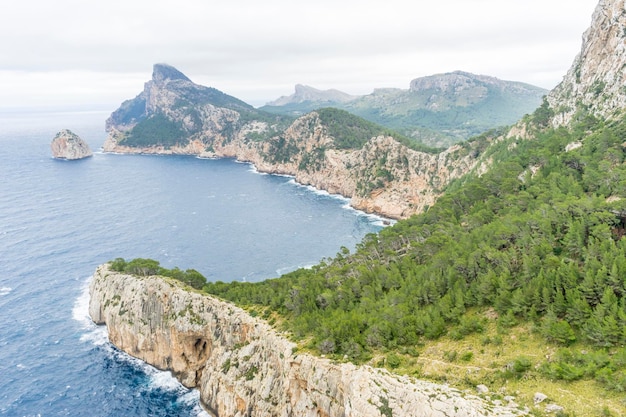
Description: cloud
0,0,599,109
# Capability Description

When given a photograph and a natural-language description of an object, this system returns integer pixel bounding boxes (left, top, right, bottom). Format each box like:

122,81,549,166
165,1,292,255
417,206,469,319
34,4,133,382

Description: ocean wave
72,278,209,416
340,203,395,227
276,262,317,276
0,287,12,296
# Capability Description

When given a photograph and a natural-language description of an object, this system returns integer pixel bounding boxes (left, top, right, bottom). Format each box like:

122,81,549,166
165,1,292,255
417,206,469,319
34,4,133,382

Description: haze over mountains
262,71,547,147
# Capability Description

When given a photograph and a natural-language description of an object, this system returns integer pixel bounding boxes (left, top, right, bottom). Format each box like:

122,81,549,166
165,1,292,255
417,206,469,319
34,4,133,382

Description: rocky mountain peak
548,0,626,126
266,84,358,106
408,71,532,94
151,63,192,85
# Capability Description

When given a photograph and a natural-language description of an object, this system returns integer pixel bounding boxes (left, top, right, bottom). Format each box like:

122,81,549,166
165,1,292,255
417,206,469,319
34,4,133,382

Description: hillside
201,0,626,415
261,71,547,147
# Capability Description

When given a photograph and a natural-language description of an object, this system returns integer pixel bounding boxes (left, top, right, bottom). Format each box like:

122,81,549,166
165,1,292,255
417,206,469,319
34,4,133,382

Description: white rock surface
89,264,526,417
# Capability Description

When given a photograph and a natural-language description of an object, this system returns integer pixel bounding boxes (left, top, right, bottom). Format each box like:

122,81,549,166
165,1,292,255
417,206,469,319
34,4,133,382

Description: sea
0,110,384,417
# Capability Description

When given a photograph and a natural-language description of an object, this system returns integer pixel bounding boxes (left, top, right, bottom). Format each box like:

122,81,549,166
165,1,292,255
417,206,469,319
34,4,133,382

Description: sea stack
51,129,93,160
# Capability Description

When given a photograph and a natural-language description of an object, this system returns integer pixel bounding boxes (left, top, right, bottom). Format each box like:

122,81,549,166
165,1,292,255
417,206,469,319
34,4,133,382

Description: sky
0,0,600,111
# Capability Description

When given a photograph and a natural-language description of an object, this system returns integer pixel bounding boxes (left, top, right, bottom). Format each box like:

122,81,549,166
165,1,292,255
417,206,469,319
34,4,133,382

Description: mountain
262,71,547,147
104,66,485,219
266,84,358,107
105,63,265,148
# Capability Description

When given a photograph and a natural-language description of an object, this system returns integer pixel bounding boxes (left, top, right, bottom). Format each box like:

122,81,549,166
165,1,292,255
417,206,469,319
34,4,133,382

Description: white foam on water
72,278,109,346
148,369,186,392
0,287,12,296
276,262,317,276
72,277,208,416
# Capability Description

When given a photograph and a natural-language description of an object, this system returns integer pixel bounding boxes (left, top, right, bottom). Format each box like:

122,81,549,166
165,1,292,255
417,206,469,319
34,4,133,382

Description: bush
513,356,532,374
386,352,402,369
108,258,207,289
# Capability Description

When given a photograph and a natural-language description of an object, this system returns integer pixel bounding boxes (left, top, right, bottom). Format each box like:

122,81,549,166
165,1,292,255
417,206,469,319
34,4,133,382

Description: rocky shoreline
89,264,526,417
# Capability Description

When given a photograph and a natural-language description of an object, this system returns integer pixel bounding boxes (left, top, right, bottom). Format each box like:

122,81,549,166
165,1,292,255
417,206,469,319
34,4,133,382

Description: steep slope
547,0,626,126
202,1,626,415
104,68,483,219
50,129,92,160
262,71,547,147
105,63,271,149
90,264,524,417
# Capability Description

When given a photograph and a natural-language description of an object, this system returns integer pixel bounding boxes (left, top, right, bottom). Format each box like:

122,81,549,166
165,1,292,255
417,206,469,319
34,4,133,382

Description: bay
0,110,383,416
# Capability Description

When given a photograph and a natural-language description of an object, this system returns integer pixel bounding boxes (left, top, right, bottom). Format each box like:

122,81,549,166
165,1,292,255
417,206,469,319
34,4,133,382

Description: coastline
101,147,398,224
89,265,526,417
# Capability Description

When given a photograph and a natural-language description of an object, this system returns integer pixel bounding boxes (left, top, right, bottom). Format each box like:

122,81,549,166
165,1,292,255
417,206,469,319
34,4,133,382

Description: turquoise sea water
0,110,383,416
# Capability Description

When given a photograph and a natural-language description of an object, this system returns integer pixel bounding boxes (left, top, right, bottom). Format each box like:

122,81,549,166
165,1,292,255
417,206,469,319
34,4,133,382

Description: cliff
50,129,93,160
104,66,483,219
547,0,626,125
89,264,525,417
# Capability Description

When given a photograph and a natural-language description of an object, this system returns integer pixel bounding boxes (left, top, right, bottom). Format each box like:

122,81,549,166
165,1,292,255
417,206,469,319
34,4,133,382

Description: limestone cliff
548,0,626,125
89,264,524,417
104,67,482,219
50,129,93,160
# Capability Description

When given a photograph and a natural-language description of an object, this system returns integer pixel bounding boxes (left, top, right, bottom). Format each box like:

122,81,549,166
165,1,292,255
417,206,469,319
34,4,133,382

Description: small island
51,129,93,160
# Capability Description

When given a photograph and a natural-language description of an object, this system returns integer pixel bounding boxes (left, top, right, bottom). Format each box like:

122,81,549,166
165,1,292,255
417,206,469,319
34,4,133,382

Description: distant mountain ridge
267,84,358,106
262,71,547,147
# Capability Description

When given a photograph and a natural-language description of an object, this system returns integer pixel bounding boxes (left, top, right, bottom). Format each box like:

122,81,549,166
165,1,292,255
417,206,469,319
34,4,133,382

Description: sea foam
72,277,210,416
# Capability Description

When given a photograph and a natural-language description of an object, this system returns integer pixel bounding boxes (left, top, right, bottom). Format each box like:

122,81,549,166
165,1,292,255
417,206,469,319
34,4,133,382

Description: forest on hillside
205,105,626,395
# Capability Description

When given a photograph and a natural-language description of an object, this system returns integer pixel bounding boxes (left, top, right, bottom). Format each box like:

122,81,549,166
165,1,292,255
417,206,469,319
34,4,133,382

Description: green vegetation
110,257,207,290
121,113,188,147
316,108,441,153
261,76,546,148
204,106,626,415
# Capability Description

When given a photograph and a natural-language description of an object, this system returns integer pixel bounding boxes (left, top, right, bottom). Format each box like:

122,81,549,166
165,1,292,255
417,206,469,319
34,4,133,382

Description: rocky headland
103,64,488,220
89,264,525,417
50,129,93,160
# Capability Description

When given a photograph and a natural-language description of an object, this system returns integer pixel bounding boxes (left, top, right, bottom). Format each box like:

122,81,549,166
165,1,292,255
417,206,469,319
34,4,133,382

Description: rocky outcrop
89,264,525,417
548,0,626,125
50,129,92,160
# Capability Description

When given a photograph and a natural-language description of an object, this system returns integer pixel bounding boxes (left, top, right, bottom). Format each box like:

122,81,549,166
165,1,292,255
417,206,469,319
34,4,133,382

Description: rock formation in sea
89,264,525,417
50,129,93,160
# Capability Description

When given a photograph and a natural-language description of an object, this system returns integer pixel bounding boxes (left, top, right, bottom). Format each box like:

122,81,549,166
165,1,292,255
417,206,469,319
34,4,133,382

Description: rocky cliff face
548,0,626,125
104,67,482,219
89,264,524,417
50,129,93,160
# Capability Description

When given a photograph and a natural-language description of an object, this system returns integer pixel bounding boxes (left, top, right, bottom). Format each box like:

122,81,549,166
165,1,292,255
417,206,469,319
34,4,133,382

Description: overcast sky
0,0,599,110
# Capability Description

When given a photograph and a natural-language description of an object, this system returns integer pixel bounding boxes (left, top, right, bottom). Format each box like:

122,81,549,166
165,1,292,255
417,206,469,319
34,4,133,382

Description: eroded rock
51,129,92,160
